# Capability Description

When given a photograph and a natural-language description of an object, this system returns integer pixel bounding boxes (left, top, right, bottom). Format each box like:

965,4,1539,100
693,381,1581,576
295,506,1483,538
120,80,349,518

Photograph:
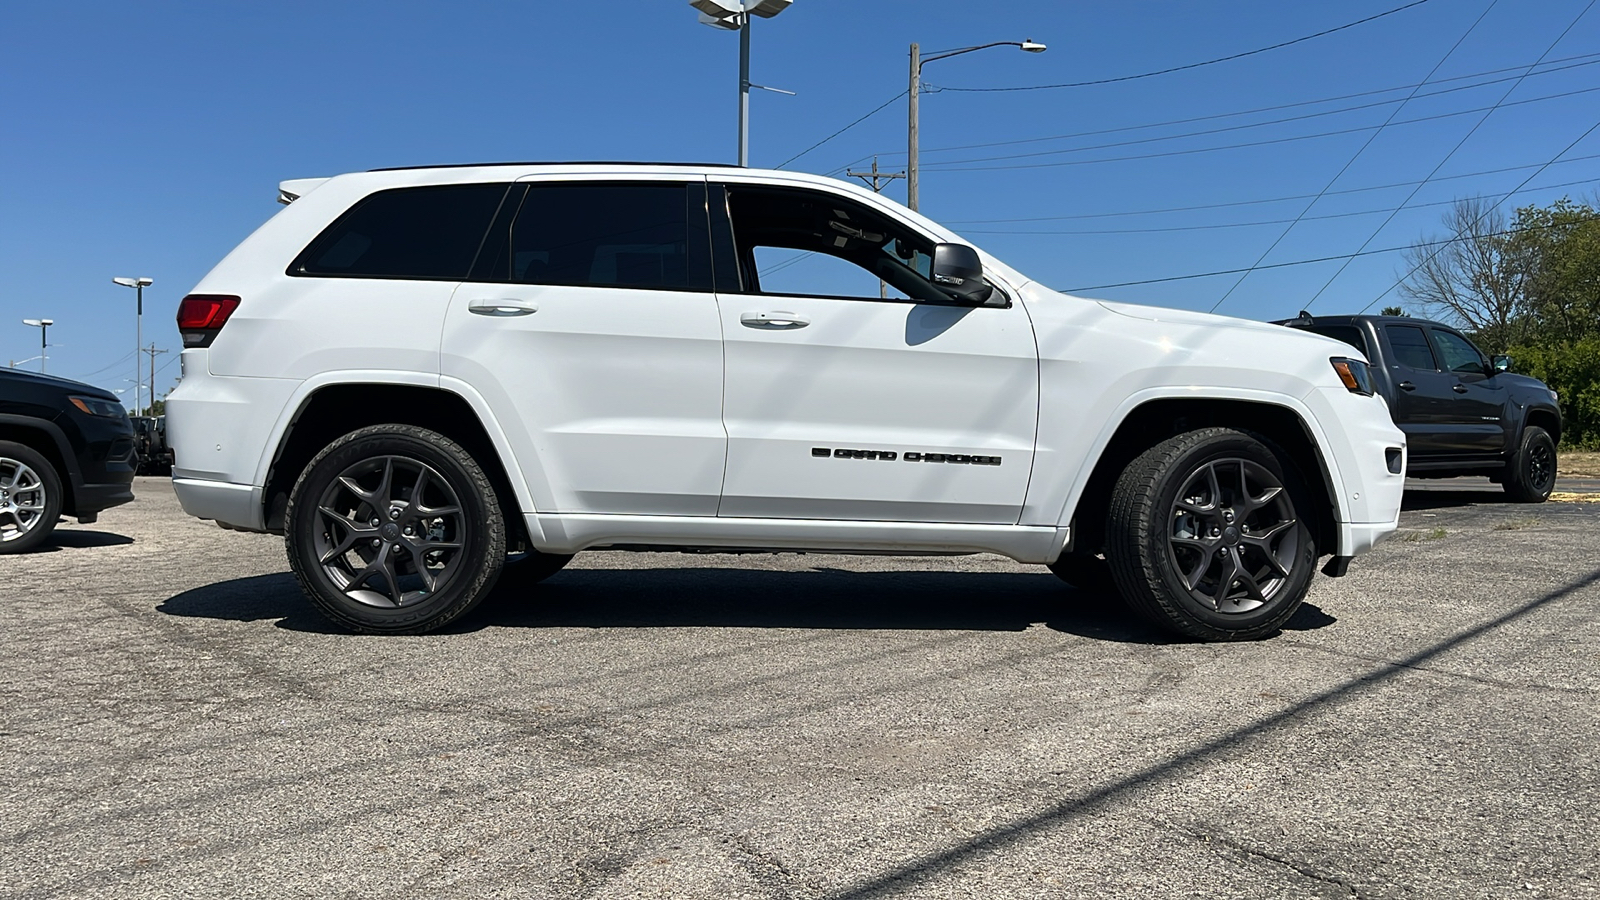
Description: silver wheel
0,457,50,545
312,454,469,608
1169,458,1302,614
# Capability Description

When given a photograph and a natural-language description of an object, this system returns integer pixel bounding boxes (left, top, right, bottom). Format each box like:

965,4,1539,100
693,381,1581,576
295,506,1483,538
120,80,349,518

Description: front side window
1430,330,1487,375
1386,324,1438,371
723,185,952,304
291,183,510,279
503,183,691,290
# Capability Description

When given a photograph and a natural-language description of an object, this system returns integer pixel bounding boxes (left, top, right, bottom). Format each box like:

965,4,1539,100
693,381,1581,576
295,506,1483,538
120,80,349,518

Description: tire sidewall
0,441,64,554
1142,432,1316,636
286,426,503,633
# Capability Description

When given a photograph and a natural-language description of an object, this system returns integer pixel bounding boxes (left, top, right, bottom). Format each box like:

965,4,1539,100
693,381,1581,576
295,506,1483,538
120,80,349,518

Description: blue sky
3,0,1597,404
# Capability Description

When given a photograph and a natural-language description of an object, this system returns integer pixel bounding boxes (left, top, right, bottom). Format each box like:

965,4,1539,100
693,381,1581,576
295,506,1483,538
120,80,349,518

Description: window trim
286,182,515,282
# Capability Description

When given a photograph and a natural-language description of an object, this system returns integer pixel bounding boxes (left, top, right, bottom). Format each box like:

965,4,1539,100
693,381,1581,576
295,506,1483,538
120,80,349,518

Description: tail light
177,295,241,348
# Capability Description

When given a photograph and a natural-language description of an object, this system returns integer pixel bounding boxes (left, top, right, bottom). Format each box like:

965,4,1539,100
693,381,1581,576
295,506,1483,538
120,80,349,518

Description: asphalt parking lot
4,476,1598,899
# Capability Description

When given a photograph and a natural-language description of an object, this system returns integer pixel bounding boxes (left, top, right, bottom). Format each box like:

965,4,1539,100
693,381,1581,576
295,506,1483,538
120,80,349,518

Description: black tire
1106,428,1316,641
285,425,506,634
1502,426,1556,503
1047,552,1116,595
0,441,64,554
498,549,575,592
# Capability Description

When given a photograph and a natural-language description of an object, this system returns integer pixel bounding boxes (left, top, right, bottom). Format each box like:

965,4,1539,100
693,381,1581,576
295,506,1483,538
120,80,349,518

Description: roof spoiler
278,177,330,205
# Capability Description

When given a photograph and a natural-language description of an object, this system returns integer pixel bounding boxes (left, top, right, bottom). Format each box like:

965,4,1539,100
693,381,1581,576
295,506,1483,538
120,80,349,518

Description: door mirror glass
930,243,994,305
1492,354,1512,373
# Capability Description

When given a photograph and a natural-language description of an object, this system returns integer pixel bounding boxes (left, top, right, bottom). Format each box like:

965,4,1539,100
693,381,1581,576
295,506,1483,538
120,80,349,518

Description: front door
710,182,1039,524
440,179,727,516
1427,327,1507,456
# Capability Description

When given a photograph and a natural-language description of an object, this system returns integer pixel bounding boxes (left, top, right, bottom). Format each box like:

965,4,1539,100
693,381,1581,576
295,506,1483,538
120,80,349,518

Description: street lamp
908,39,1046,211
113,277,153,415
22,319,53,373
690,0,798,167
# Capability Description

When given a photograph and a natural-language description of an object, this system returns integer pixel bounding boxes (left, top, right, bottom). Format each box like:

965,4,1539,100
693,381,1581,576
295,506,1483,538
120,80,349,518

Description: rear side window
503,183,691,290
1386,324,1438,370
291,183,510,279
1304,324,1369,357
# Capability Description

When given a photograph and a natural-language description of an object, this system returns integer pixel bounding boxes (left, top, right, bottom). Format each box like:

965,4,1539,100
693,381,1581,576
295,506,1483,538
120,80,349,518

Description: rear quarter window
290,183,510,280
1385,324,1438,371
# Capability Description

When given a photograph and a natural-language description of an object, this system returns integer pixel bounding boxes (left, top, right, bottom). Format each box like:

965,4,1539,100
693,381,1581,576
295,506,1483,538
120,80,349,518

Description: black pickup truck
1277,314,1562,502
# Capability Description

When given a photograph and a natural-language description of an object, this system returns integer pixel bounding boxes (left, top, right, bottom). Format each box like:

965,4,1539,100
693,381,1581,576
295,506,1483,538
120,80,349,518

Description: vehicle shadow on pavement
158,568,1338,643
1402,489,1517,510
157,573,344,634
24,529,136,552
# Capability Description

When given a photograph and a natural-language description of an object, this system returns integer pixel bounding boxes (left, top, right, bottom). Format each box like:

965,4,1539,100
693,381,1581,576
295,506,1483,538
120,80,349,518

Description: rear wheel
0,442,63,554
1502,426,1556,503
1106,428,1316,641
285,425,505,634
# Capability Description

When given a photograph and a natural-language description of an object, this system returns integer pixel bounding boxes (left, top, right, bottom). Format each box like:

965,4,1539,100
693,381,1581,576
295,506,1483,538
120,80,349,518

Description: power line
926,0,1436,93
956,176,1600,235
906,52,1600,160
1306,0,1598,309
918,84,1600,173
1208,0,1500,313
776,91,906,170
943,153,1600,224
1361,117,1600,313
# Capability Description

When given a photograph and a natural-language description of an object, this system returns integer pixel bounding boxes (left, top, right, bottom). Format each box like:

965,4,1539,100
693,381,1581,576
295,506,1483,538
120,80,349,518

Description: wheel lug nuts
370,518,380,527
390,508,400,520
371,539,381,547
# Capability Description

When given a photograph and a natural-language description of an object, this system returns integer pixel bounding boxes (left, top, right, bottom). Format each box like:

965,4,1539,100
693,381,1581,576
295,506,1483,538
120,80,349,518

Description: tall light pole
113,277,153,415
908,39,1046,211
690,0,797,166
22,319,53,373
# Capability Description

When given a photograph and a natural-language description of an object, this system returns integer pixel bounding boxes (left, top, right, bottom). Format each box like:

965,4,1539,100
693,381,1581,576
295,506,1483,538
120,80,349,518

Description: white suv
167,163,1405,639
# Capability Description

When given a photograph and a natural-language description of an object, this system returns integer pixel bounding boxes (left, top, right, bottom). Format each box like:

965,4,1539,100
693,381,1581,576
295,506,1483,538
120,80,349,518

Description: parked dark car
1276,314,1562,502
0,368,137,552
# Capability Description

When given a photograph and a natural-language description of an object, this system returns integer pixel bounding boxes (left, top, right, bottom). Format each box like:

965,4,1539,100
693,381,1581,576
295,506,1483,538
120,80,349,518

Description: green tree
1510,197,1600,343
1379,306,1409,316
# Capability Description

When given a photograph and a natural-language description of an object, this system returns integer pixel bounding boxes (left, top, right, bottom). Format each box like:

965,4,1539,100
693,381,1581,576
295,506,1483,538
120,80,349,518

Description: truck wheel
0,442,64,554
1502,426,1556,503
1106,428,1315,641
285,425,506,634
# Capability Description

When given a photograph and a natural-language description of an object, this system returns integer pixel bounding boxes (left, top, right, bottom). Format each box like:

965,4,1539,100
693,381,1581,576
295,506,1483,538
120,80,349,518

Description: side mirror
1492,354,1512,373
930,243,994,305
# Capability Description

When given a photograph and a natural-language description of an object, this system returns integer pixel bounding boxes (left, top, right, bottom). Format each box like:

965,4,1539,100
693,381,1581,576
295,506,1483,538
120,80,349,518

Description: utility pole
908,42,920,211
847,156,907,298
143,343,168,416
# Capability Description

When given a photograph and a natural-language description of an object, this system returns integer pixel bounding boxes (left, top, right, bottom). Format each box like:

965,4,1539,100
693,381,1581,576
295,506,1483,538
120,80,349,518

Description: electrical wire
926,0,1436,93
917,84,1600,173
1206,0,1500,313
942,153,1600,224
775,91,906,170
956,176,1600,235
1306,0,1598,309
1360,117,1600,313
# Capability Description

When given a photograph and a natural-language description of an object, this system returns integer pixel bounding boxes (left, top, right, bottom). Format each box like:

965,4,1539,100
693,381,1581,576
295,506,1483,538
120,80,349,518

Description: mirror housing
1492,354,1512,373
930,243,994,305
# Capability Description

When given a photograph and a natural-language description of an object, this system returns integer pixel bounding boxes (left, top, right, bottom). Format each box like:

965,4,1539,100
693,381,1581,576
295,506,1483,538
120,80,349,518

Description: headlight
69,396,127,418
1330,357,1374,396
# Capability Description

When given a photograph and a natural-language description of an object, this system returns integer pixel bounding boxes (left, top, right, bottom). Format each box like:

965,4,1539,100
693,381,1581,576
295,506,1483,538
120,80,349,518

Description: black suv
0,368,138,552
1278,314,1563,501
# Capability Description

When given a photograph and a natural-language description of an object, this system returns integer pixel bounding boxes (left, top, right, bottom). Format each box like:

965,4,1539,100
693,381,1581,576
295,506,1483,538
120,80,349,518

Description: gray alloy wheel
285,425,505,634
1107,428,1316,641
0,442,64,554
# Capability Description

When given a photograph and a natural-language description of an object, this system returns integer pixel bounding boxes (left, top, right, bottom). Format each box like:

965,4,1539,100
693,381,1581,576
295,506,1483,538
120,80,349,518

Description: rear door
1381,323,1454,455
709,181,1039,524
440,178,727,516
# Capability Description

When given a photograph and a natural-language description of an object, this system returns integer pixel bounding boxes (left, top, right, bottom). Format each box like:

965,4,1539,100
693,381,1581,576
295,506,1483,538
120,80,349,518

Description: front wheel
285,425,506,634
1502,426,1556,503
1106,428,1316,641
0,442,63,554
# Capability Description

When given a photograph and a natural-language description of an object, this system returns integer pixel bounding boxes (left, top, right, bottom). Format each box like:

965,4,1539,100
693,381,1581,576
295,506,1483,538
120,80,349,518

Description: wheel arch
1523,406,1562,448
0,415,81,515
260,381,534,548
1060,395,1342,560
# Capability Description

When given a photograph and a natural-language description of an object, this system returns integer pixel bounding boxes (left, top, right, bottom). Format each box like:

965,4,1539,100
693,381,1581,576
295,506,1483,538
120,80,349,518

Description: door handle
740,311,809,330
1398,381,1416,391
1452,384,1469,393
468,298,538,317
